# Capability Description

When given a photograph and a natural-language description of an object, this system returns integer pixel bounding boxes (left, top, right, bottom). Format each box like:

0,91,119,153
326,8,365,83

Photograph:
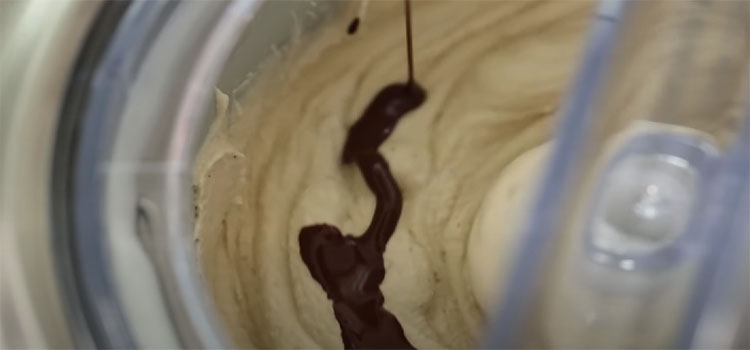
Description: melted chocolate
299,1,425,348
342,84,425,164
348,17,360,35
403,0,415,85
299,83,425,349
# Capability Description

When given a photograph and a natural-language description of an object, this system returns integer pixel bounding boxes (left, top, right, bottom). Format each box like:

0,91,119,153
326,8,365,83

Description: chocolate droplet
347,17,360,35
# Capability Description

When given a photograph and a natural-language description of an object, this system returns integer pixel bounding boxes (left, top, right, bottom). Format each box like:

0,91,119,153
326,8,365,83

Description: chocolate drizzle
298,1,425,348
403,0,415,86
347,17,360,35
300,82,425,349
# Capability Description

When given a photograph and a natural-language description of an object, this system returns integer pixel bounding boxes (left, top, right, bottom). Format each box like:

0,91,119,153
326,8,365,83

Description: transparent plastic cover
487,0,749,348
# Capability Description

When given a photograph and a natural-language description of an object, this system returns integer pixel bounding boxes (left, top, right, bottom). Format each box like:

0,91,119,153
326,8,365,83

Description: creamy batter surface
192,0,749,347
193,1,591,348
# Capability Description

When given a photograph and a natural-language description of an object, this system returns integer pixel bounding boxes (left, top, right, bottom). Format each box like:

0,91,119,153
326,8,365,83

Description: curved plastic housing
485,0,749,348
65,1,337,347
69,1,260,347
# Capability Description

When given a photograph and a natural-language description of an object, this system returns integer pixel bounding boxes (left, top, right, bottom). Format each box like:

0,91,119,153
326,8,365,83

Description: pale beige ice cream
193,1,592,347
192,0,746,348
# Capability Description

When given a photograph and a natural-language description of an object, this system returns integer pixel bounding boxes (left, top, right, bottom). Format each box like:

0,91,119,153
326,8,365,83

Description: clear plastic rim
62,1,262,347
483,0,629,346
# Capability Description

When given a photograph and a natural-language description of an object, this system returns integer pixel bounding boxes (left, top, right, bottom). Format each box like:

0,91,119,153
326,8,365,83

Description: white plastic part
593,154,696,256
0,1,99,348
